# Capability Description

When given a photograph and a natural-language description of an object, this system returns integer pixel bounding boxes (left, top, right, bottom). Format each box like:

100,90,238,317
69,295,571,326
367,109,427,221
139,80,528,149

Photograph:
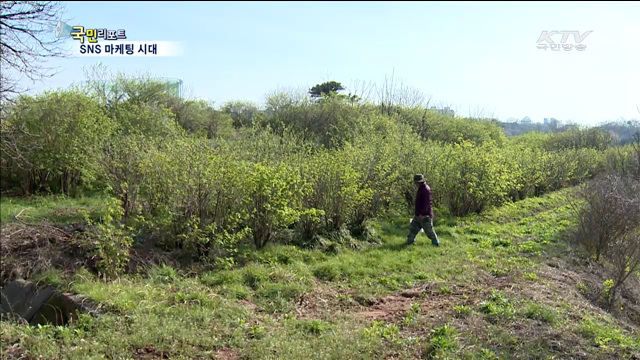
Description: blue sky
13,1,640,125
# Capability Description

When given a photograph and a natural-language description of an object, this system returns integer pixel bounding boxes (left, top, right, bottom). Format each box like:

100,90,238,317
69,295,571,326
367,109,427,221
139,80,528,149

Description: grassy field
1,187,639,360
0,193,107,225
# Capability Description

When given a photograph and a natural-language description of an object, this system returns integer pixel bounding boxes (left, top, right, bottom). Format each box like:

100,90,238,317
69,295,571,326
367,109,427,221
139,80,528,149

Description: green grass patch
522,302,559,324
453,304,473,318
1,194,107,225
425,324,459,359
580,317,640,350
522,272,539,281
478,290,517,323
312,262,341,282
31,268,67,289
295,319,331,336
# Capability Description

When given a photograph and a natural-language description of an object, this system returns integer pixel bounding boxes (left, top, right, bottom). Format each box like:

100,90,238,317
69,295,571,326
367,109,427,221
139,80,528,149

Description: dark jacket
415,182,434,218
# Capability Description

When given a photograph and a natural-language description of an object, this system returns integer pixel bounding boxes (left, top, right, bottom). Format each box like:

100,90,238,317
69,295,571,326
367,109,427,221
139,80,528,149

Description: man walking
407,174,440,246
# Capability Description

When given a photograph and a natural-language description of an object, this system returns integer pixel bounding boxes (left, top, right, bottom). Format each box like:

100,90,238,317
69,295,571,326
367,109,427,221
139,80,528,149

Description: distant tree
345,92,361,104
264,87,307,115
0,1,68,105
376,71,429,116
176,100,233,139
309,81,345,98
80,64,185,138
221,100,259,128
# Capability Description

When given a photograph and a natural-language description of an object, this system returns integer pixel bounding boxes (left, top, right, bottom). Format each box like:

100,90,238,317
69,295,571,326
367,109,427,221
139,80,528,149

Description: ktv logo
537,30,593,51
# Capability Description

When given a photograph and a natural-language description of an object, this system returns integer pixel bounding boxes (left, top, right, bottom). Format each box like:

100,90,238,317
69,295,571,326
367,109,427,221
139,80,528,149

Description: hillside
1,75,639,360
1,187,639,360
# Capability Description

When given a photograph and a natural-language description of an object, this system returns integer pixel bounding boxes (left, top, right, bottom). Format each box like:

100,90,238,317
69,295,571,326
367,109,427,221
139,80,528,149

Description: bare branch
0,1,69,103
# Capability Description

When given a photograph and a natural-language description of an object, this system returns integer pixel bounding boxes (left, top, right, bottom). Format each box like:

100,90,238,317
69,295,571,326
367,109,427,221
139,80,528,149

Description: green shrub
299,149,373,236
1,90,114,195
84,196,134,280
441,140,517,215
247,162,309,249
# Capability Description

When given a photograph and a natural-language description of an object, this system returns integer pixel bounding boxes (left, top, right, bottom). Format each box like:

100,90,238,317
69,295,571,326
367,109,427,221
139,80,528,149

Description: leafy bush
394,107,506,146
440,140,517,215
1,90,114,195
247,163,309,249
84,196,134,280
135,138,252,258
111,101,183,138
299,149,373,237
603,145,640,179
221,100,259,128
99,134,155,221
545,127,612,152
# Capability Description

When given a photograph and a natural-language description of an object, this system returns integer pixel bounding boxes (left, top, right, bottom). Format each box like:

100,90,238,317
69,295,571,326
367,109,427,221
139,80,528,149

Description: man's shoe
432,241,440,247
